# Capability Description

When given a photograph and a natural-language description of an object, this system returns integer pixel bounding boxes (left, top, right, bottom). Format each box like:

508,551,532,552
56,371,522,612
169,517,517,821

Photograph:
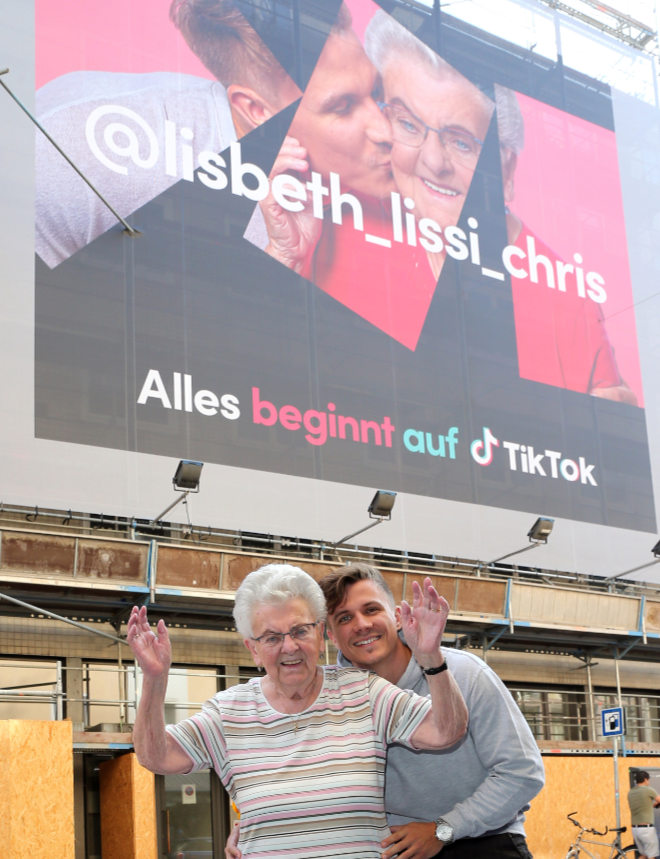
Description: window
0,659,60,720
511,687,588,741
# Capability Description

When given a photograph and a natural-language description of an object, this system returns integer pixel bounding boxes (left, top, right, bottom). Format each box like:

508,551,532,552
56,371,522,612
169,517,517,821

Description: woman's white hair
364,9,493,115
233,563,327,638
365,9,450,77
494,83,525,154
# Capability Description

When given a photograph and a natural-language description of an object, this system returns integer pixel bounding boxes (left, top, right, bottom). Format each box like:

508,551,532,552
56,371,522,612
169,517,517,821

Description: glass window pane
129,665,220,726
162,771,213,859
514,689,545,739
0,659,59,720
85,663,127,727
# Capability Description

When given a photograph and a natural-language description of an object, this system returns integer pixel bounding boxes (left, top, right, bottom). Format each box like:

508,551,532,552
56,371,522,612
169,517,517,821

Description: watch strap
422,661,448,676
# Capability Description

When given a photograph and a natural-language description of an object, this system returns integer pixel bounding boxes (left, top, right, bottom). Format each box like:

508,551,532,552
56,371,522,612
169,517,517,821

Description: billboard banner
28,0,656,543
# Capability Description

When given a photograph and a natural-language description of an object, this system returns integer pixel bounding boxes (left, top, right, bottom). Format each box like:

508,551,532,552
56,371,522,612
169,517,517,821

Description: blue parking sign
601,707,625,737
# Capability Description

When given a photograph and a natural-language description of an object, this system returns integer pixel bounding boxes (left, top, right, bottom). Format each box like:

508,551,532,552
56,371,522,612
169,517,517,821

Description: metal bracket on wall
482,625,508,653
0,67,141,239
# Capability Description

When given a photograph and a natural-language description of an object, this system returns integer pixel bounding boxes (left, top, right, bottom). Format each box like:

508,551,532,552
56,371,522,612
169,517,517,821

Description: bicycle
564,811,638,858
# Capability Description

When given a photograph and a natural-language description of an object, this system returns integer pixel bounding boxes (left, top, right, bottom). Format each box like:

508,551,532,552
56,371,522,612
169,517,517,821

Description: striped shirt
167,665,432,857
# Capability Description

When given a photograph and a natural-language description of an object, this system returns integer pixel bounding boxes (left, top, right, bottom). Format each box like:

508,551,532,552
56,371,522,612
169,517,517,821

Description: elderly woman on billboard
256,3,636,402
366,10,637,401
127,563,467,857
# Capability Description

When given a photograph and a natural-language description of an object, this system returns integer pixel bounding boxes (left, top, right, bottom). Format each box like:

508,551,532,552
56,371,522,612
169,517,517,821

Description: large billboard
3,0,660,578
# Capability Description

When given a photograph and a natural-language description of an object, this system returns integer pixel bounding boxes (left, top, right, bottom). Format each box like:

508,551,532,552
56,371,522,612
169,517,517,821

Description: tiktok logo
470,427,500,466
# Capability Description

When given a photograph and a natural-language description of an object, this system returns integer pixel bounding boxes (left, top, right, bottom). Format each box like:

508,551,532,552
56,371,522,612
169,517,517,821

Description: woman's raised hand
126,605,172,678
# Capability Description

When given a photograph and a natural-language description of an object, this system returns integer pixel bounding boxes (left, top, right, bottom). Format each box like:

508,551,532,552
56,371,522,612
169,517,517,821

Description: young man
320,563,544,859
628,770,660,859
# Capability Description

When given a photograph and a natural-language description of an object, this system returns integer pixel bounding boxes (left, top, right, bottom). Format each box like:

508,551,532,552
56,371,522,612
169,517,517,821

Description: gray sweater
339,645,545,840
36,70,237,268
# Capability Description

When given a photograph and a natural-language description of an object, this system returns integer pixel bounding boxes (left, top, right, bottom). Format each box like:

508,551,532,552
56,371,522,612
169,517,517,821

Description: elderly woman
365,11,635,402
364,10,494,283
127,563,467,857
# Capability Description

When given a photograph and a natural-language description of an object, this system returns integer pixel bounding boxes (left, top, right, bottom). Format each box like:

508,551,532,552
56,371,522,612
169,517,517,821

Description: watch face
435,822,453,843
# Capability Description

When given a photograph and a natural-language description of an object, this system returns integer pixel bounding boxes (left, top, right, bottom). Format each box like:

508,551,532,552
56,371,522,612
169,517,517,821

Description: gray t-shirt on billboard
35,70,237,268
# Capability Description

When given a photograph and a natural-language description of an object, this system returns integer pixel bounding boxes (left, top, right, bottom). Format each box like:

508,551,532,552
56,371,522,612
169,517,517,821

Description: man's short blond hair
171,0,290,98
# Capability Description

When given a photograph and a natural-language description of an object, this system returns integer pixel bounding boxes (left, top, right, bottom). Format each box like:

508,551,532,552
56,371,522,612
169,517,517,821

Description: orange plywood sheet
527,754,660,859
100,753,157,859
0,720,74,857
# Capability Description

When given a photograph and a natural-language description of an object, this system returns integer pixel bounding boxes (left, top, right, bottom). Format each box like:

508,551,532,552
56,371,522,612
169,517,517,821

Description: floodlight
173,459,203,492
604,537,660,583
527,517,554,544
368,490,397,520
484,515,554,570
150,459,205,525
330,490,398,549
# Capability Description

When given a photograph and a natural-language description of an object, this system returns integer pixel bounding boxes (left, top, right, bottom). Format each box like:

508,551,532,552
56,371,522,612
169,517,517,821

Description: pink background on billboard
35,0,212,88
35,0,644,406
511,90,643,405
345,0,379,40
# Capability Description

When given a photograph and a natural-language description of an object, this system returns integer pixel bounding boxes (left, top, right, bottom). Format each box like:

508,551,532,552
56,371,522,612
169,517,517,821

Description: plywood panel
133,756,158,858
0,720,74,857
222,554,265,590
402,574,506,616
157,545,221,589
645,600,660,633
455,578,506,615
402,573,459,606
512,584,639,630
77,539,147,581
380,570,404,603
221,554,335,591
1,532,75,576
527,754,660,859
0,720,9,846
100,753,157,859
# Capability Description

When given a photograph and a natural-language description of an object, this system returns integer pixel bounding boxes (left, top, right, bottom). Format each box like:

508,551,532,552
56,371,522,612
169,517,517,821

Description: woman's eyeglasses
252,622,319,648
378,101,483,162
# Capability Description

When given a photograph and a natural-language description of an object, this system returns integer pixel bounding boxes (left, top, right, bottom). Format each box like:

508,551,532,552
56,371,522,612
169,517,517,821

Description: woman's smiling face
382,56,493,232
246,598,324,694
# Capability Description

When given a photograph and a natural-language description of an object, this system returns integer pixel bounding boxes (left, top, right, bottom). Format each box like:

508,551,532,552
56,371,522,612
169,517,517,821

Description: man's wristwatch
434,818,454,844
422,662,448,676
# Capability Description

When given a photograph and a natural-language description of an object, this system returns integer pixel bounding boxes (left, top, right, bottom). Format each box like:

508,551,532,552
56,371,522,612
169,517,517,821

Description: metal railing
0,501,657,598
0,659,242,731
2,659,660,748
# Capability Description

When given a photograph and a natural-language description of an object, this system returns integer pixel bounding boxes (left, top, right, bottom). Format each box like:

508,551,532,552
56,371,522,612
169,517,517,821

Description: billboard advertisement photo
2,0,660,576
